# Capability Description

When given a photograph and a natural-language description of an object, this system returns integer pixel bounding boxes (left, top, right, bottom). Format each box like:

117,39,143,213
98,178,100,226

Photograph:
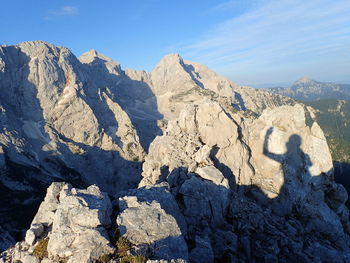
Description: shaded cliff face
0,41,349,262
0,41,147,240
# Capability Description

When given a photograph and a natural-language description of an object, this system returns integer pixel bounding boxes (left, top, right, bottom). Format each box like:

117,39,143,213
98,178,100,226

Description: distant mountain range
267,76,350,101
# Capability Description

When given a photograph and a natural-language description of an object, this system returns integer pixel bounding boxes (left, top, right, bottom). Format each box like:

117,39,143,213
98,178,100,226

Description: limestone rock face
0,41,146,240
117,185,188,261
1,182,114,263
0,41,145,187
248,104,333,199
140,101,350,261
0,41,296,243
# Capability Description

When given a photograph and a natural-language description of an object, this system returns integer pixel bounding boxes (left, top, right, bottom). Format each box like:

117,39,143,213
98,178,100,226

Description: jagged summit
0,41,63,60
14,40,58,48
155,53,183,66
79,49,117,64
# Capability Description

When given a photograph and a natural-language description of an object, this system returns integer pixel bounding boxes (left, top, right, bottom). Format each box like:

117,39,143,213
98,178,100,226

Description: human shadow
254,127,313,216
132,127,350,262
232,128,349,261
236,127,350,261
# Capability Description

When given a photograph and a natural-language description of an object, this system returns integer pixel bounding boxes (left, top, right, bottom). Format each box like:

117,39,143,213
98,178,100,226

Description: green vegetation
33,238,49,259
120,254,147,263
116,237,133,257
96,234,147,263
99,254,112,263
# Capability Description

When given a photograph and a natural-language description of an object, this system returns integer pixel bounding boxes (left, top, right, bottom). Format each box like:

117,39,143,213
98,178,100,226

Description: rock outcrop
1,183,114,263
117,184,188,261
0,183,189,263
140,101,350,261
1,41,349,262
0,41,147,240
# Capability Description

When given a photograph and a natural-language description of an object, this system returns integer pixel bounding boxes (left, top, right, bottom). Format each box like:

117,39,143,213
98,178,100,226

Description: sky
1,0,350,88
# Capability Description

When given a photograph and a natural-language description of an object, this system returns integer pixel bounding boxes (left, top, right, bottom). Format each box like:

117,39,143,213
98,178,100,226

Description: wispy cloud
45,6,79,19
211,0,258,12
181,0,350,85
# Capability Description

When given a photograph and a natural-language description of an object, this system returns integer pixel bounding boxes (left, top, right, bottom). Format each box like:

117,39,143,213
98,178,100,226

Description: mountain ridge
1,41,349,262
267,77,350,101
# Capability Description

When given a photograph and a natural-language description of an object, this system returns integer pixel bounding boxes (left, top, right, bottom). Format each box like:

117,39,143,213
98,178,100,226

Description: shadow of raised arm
263,127,284,163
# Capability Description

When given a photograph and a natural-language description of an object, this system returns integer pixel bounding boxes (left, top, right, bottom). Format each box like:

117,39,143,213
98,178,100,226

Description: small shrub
116,237,132,257
99,253,112,263
120,254,147,263
114,234,147,263
33,238,49,259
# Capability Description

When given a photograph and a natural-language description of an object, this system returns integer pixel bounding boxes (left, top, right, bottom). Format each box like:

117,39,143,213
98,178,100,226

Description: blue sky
1,0,350,87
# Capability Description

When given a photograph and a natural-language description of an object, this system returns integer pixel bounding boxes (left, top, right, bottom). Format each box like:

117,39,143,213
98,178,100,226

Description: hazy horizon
2,0,349,88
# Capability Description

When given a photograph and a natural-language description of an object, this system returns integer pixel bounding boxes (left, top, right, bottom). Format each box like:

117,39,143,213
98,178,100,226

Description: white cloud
181,0,350,85
45,6,79,19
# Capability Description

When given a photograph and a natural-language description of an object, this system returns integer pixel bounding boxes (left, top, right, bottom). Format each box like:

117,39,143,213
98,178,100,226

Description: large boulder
1,182,114,263
117,185,188,261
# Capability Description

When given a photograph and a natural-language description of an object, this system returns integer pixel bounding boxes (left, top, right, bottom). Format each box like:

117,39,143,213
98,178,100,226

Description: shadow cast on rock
81,56,163,151
0,48,146,250
149,127,350,262
334,161,350,207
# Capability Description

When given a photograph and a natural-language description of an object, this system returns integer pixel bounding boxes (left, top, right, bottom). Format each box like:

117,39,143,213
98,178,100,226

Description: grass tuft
33,238,49,259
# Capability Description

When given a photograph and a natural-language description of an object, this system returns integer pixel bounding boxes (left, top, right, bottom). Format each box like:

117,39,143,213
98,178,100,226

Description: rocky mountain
1,41,350,262
304,100,350,163
303,99,350,202
268,77,350,205
268,76,350,101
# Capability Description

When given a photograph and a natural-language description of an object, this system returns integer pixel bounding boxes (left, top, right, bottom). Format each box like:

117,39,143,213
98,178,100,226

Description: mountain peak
295,76,314,84
79,49,114,64
156,53,184,67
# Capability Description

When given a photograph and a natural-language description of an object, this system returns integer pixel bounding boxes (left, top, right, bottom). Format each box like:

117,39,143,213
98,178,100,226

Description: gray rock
24,230,36,246
117,186,188,261
25,224,44,246
2,183,114,263
47,184,114,262
179,175,230,228
18,254,39,263
195,166,229,188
